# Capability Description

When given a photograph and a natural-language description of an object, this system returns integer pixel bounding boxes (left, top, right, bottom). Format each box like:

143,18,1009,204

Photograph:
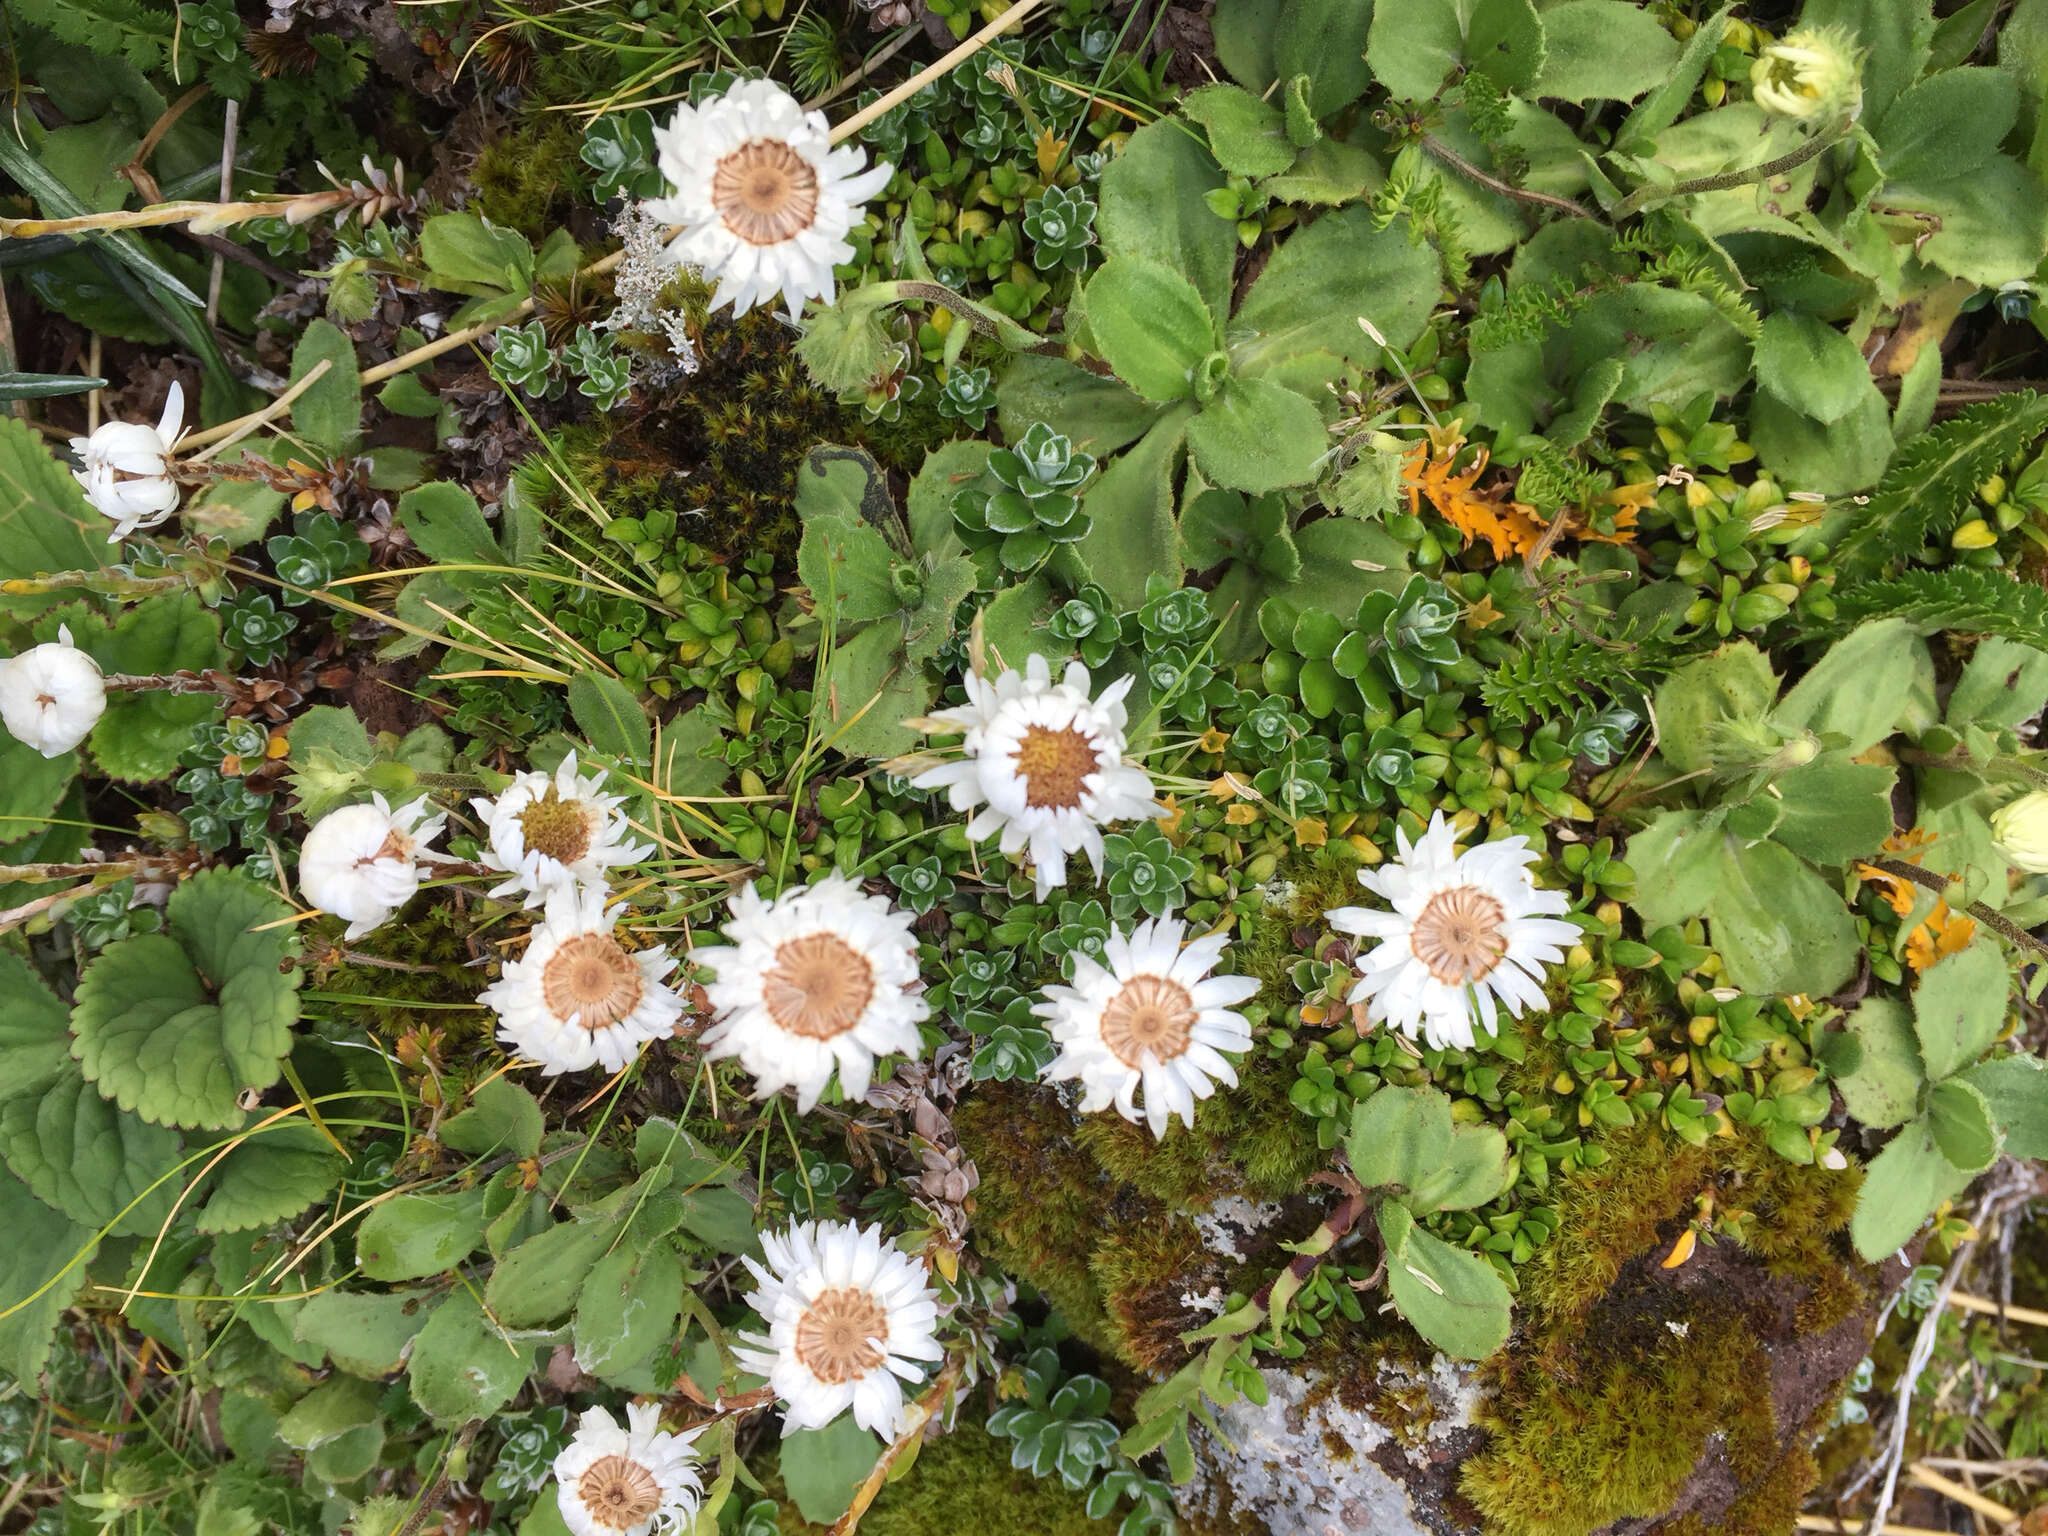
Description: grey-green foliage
1835,939,2039,1259
796,443,978,758
1625,621,1926,996
1346,1085,1514,1359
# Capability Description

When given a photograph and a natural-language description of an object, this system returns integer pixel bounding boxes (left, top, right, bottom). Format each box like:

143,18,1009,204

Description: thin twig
1421,136,1596,221
1864,855,2048,965
205,99,238,326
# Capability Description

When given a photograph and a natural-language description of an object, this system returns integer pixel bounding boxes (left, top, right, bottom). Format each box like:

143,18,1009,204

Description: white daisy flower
909,654,1156,901
69,382,188,541
734,1219,943,1439
1037,916,1259,1140
0,627,105,758
483,883,685,1075
1327,811,1578,1053
694,873,926,1112
646,78,892,319
473,750,653,907
552,1401,704,1536
298,794,447,941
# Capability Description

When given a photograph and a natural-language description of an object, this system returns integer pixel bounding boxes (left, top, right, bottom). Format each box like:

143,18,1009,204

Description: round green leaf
1085,256,1215,404
356,1191,490,1280
781,1417,883,1525
1754,312,1875,428
1913,939,2010,1082
408,1290,539,1423
197,1120,345,1234
1185,376,1327,494
1927,1077,2000,1174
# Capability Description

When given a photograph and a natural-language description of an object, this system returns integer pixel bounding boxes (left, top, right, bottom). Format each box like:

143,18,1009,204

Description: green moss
472,115,588,246
757,1415,1101,1536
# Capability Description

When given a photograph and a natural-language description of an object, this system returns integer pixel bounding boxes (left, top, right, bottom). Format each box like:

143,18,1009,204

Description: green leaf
0,417,110,614
1912,938,2009,1081
0,1065,181,1238
487,1215,625,1329
1851,1112,1972,1261
357,1191,490,1281
794,445,904,552
575,1240,683,1379
197,1121,342,1234
1076,405,1191,610
396,482,504,578
1273,0,1377,118
0,1170,97,1386
1771,754,1895,867
1530,0,1679,102
1946,637,2048,730
905,554,976,667
1624,809,1723,930
1378,1202,1514,1360
568,672,652,764
1085,256,1215,404
1367,0,1541,100
1183,84,1295,178
1653,642,1779,773
78,593,225,783
441,1077,544,1159
1346,1086,1510,1213
1210,0,1284,91
1958,1054,2048,1158
289,319,363,457
1616,5,1733,152
797,514,903,628
1187,376,1326,494
293,1289,433,1377
780,1418,883,1525
1771,618,1928,754
1876,67,2019,188
0,733,78,852
1703,836,1860,997
285,705,376,821
904,440,985,559
419,213,534,295
1753,312,1873,428
814,618,927,760
1750,386,1897,497
1229,205,1441,382
1097,120,1238,322
1835,997,1925,1130
280,1378,384,1483
1927,1077,2001,1174
71,869,302,1131
978,577,1063,674
995,356,1164,461
408,1290,540,1423
0,951,72,1094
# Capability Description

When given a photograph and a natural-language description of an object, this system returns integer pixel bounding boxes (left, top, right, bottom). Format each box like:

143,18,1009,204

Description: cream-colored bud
1992,791,2048,874
1751,27,1864,122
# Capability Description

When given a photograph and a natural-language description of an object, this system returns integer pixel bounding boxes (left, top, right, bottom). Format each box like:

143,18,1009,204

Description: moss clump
758,1415,1101,1535
1461,1123,1872,1536
472,114,588,246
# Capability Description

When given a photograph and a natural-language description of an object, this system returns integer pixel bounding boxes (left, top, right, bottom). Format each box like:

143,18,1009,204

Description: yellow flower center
794,1286,889,1384
1411,886,1508,986
518,787,593,865
1099,974,1195,1068
1013,724,1098,811
541,934,646,1029
763,932,874,1039
577,1454,663,1529
711,139,820,246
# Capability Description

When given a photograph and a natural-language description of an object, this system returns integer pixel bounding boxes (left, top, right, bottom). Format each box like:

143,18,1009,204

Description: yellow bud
1952,518,1998,550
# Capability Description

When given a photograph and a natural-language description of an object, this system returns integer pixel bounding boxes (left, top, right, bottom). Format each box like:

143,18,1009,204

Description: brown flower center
1099,974,1196,1068
518,787,592,865
1012,724,1098,811
762,932,874,1040
541,933,646,1029
794,1286,889,1384
711,139,820,246
364,828,412,870
576,1453,663,1529
1411,886,1508,986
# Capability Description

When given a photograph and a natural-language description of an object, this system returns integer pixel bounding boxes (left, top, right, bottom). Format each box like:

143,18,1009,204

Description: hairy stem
1611,131,1840,220
1864,855,2048,964
1421,137,1597,221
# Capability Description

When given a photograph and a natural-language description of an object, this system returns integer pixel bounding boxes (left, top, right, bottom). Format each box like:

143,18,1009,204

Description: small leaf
780,1418,883,1525
407,1290,539,1423
797,513,903,628
396,482,505,584
1927,1077,2000,1174
574,1240,683,1379
289,319,363,457
1959,1054,2048,1159
441,1077,545,1159
1086,256,1216,405
1834,997,1925,1130
293,1289,434,1377
1186,376,1327,494
1753,313,1872,428
1183,84,1295,178
1913,939,2009,1082
1702,837,1860,997
568,672,652,764
1771,754,1896,867
1849,1114,1973,1261
1771,618,1928,754
1378,1202,1514,1359
357,1191,490,1280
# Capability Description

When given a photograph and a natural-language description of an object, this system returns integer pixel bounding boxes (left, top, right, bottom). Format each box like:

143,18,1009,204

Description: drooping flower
552,1401,704,1536
69,381,188,541
694,873,926,1112
733,1219,943,1438
483,883,685,1075
1036,915,1258,1139
646,78,892,319
1750,26,1863,122
1326,812,1577,1052
909,654,1156,901
0,627,106,758
298,793,447,941
1992,790,2048,875
473,750,653,907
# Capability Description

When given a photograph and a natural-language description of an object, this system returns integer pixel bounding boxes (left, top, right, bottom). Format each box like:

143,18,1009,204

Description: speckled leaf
407,1290,540,1423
